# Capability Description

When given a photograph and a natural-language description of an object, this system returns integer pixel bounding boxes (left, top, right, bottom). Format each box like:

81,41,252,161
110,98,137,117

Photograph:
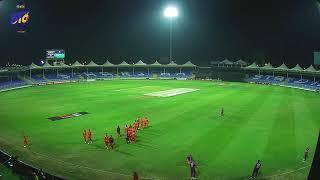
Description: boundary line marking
257,165,311,179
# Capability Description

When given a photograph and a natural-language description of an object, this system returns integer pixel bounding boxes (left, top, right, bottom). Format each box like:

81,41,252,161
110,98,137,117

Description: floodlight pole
169,18,173,62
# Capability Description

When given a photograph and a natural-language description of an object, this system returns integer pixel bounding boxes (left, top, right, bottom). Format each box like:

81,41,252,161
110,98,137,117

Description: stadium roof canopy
289,64,303,72
101,60,115,67
220,59,234,65
261,63,274,70
234,59,248,65
86,61,99,67
42,61,54,69
134,60,147,67
275,63,289,71
117,61,132,67
29,62,41,70
304,65,317,73
54,62,70,68
245,62,259,69
72,61,85,67
150,60,163,67
166,61,179,67
180,61,197,67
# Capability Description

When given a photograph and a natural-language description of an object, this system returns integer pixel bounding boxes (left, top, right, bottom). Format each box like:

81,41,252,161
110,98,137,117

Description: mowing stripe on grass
144,88,199,97
257,164,311,179
114,86,153,91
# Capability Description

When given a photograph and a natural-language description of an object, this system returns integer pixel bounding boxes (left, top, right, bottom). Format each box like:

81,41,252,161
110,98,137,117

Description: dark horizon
0,0,320,67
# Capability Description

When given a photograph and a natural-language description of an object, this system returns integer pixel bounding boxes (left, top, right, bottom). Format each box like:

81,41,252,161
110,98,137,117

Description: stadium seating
0,79,27,90
94,72,114,79
119,71,151,78
82,72,96,79
247,75,320,91
158,72,192,79
31,75,47,84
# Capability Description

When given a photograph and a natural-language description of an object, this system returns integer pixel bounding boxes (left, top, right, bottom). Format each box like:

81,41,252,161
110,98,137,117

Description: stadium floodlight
163,6,179,61
164,6,178,18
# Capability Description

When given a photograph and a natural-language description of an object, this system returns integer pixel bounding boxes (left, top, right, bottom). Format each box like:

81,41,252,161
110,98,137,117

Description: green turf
0,80,319,180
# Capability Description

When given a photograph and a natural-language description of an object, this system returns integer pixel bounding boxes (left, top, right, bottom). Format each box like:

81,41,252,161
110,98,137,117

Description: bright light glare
164,6,178,18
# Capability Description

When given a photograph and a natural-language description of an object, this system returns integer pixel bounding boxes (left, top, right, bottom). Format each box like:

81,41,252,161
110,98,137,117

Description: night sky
0,0,319,67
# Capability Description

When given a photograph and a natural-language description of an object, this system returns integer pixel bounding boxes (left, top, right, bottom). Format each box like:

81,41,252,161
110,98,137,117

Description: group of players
82,129,93,144
80,116,149,150
124,116,149,144
22,111,312,179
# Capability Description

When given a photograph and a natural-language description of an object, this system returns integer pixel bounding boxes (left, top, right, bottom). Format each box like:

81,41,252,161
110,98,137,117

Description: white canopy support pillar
314,75,316,82
179,67,182,73
133,67,135,75
147,67,150,76
102,67,104,73
286,72,288,78
71,68,74,78
116,67,119,75
272,71,275,77
164,67,166,73
300,74,302,80
56,68,59,76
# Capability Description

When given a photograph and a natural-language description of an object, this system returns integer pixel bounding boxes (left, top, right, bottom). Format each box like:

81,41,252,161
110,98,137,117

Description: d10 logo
10,11,30,25
10,10,30,33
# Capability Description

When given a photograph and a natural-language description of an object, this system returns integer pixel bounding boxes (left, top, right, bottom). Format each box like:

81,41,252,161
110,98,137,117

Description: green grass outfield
0,80,319,180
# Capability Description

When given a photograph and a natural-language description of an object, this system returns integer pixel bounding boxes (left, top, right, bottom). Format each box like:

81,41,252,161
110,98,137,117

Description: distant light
39,60,45,65
164,6,178,18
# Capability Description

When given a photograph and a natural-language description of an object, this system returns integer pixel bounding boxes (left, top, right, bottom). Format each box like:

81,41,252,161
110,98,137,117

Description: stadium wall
308,131,320,180
0,149,65,180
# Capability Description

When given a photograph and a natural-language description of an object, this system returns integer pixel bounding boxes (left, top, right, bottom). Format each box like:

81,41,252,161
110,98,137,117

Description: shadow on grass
134,142,159,150
114,149,135,157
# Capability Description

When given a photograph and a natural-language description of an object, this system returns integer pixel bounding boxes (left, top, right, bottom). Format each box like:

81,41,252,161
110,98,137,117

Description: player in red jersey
88,129,92,144
104,133,109,149
132,129,137,144
82,129,87,143
138,116,142,130
134,121,138,130
128,126,132,142
143,117,148,128
23,135,28,147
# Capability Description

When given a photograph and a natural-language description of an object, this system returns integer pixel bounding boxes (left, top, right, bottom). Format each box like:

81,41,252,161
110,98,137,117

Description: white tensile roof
235,59,248,65
289,64,303,72
245,62,259,69
42,61,53,69
220,59,234,65
304,65,317,73
261,62,274,70
150,60,163,67
29,62,41,70
180,61,197,67
86,61,99,67
117,61,132,67
134,60,147,66
275,63,289,71
72,61,85,67
102,60,115,67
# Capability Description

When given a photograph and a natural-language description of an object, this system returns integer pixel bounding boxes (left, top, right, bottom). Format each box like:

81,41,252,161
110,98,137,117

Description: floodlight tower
164,6,178,61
